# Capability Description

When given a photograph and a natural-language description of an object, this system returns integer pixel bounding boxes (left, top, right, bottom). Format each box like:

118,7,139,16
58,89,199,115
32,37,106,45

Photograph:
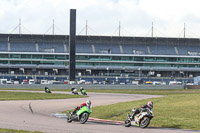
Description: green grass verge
0,91,85,100
0,128,42,133
90,92,200,130
1,88,200,95
85,89,200,95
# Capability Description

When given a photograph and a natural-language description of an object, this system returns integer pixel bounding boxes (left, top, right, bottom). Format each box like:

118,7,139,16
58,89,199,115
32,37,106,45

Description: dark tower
69,9,76,82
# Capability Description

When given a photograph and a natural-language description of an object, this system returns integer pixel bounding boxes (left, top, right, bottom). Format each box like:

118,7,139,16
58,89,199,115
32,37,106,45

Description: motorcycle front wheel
66,116,72,123
80,112,89,124
124,119,131,127
139,117,150,128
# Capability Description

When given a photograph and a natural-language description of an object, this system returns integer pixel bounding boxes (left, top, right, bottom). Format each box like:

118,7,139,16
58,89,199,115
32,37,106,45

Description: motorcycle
124,108,154,128
80,89,87,96
45,87,51,93
71,88,78,95
66,106,92,124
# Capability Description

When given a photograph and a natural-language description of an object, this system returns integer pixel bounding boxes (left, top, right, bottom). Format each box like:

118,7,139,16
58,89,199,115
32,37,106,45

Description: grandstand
0,33,200,79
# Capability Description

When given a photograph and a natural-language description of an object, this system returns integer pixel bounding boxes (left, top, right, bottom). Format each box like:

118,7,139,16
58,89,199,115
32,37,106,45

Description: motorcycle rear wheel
139,117,150,128
80,112,89,124
124,120,131,127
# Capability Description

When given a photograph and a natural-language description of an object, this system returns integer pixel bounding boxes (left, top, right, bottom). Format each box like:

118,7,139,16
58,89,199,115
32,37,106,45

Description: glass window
0,60,8,64
10,54,21,59
43,55,54,59
76,55,88,60
22,61,32,64
21,54,31,59
135,57,144,61
32,54,43,59
0,54,8,58
121,56,131,61
55,55,66,60
99,56,110,61
10,61,20,64
112,56,121,60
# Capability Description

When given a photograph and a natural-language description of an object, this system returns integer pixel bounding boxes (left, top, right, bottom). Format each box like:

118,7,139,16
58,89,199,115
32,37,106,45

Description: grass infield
0,128,42,133
89,89,200,130
0,91,85,100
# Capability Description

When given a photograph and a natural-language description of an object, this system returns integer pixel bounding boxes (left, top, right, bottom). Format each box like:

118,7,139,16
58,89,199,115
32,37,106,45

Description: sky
0,0,200,38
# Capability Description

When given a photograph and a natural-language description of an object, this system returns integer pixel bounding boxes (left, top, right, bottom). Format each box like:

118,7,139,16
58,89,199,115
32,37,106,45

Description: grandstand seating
122,44,148,54
3,41,200,56
76,43,93,53
176,45,200,55
0,42,8,51
38,42,65,53
94,43,120,54
10,42,36,52
1,34,200,56
150,45,176,55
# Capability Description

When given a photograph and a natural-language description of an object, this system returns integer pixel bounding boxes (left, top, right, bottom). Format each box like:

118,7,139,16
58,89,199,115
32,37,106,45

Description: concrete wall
0,84,185,90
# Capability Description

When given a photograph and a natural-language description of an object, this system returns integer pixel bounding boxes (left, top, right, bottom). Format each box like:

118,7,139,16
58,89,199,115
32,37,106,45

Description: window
0,54,8,58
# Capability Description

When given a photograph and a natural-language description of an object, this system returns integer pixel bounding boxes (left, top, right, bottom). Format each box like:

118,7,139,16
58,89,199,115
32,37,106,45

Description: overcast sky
0,0,200,38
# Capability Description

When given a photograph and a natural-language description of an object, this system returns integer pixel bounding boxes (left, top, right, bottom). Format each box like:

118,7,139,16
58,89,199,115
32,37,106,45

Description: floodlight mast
53,19,55,35
19,19,21,34
119,21,121,37
86,20,88,36
184,23,186,38
152,22,153,37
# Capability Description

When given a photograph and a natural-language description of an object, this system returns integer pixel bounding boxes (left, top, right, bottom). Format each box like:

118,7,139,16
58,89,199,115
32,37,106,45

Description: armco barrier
0,84,185,90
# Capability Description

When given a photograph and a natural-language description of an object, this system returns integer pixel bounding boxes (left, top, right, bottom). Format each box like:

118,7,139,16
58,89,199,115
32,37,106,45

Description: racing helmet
86,100,91,107
147,101,153,109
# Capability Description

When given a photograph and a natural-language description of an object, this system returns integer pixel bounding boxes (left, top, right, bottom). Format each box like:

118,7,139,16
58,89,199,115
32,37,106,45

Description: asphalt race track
0,91,198,133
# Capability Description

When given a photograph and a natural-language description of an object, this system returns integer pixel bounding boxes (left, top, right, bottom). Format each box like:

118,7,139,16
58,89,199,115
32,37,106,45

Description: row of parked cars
0,79,68,85
0,78,193,85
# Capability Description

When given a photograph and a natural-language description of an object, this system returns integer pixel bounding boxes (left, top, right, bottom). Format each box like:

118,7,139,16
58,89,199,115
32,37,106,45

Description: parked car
153,81,161,85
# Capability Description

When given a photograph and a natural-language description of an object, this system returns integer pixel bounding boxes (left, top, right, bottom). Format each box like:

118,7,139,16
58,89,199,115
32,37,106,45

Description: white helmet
147,101,153,109
86,100,91,107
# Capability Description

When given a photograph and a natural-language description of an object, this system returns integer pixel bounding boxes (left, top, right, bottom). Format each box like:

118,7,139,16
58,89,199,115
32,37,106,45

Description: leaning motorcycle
45,87,51,93
71,88,78,95
66,106,92,124
81,89,87,96
124,108,154,128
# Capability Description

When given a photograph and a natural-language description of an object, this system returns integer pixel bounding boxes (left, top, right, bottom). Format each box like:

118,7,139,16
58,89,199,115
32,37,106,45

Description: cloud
0,0,200,38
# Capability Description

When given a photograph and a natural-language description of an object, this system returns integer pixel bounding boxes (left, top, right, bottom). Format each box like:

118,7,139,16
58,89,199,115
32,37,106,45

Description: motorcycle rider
72,100,92,114
71,87,78,94
80,87,87,95
44,87,51,93
132,101,153,118
80,87,84,92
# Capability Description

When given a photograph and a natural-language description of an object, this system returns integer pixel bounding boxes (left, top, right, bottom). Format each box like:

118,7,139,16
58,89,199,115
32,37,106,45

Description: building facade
0,34,200,78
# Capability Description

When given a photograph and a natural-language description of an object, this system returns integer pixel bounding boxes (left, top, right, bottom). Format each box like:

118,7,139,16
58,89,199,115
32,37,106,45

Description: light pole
138,67,141,80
